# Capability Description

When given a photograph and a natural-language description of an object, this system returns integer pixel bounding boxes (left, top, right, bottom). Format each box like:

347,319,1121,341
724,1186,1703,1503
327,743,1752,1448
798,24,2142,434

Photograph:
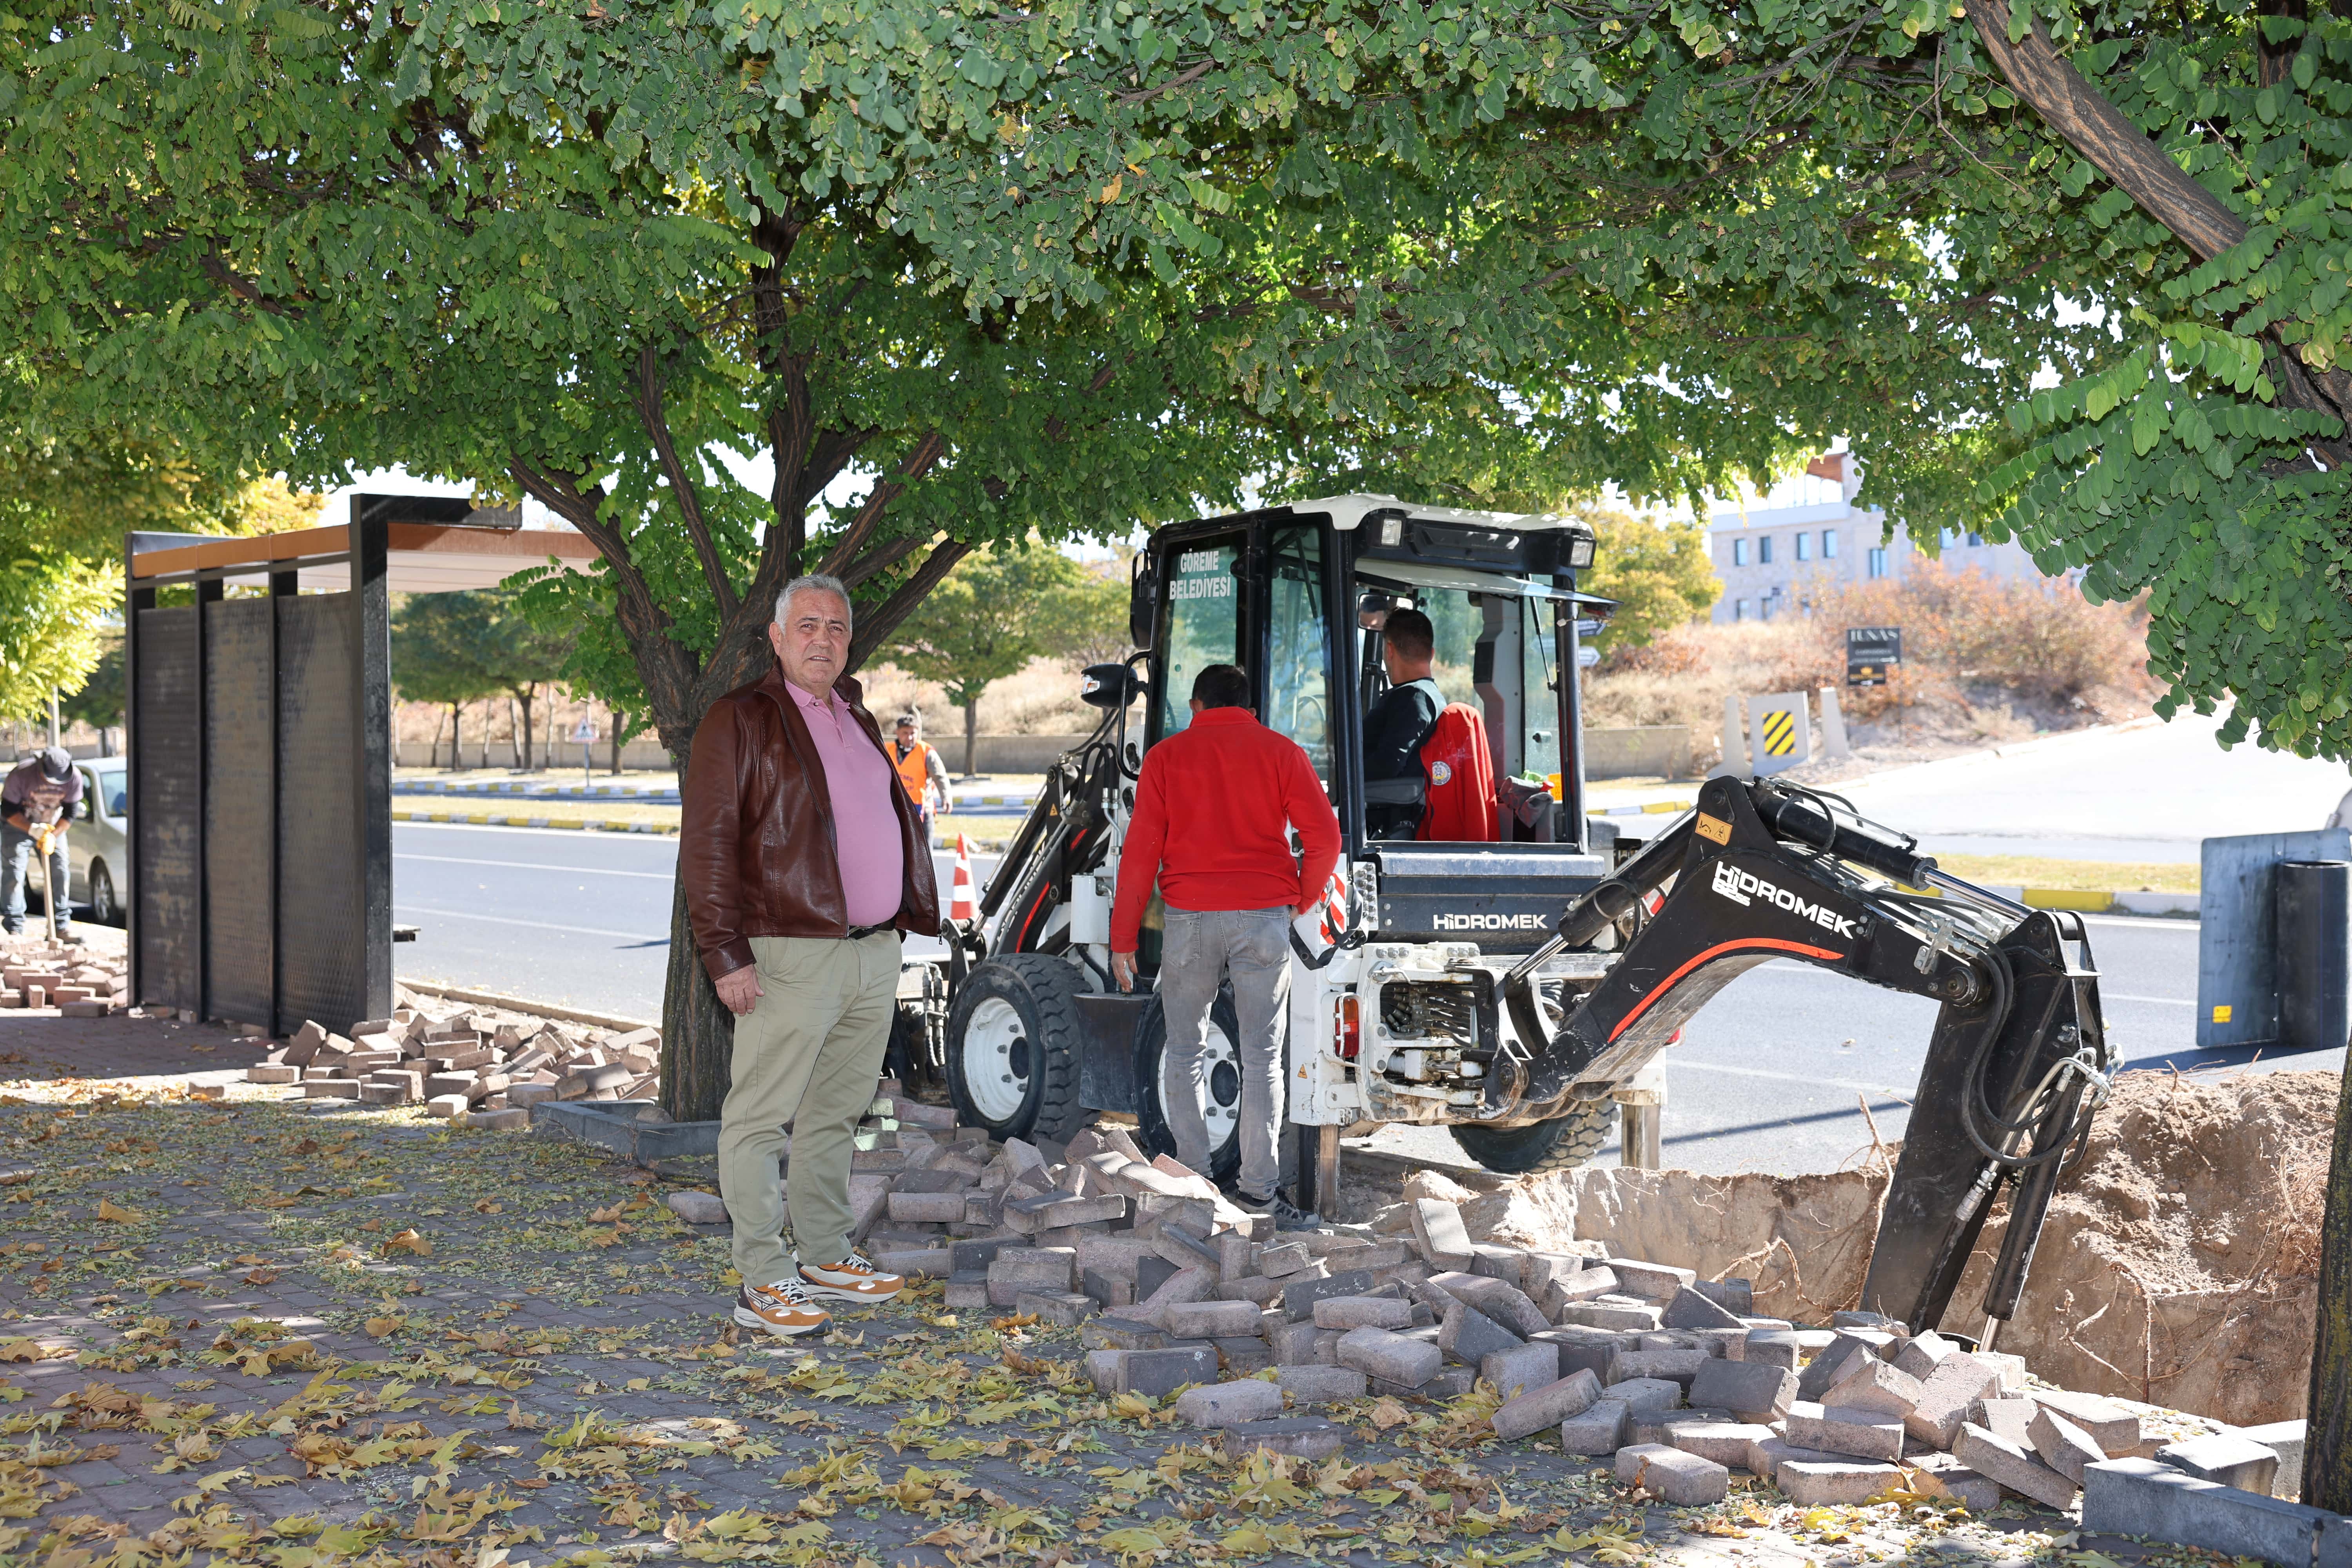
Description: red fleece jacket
1111,708,1342,951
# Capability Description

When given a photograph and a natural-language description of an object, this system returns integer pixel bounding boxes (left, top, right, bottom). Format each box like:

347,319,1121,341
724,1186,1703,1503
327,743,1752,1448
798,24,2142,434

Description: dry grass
1586,563,2163,765
1934,854,2198,892
859,656,1098,737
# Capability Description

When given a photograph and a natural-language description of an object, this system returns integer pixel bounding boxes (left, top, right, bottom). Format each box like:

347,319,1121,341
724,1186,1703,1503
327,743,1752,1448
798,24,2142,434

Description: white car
64,758,129,926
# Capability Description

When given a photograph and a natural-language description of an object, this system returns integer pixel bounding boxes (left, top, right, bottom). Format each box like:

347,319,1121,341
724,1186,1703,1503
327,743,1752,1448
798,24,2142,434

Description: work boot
733,1278,831,1339
798,1251,904,1304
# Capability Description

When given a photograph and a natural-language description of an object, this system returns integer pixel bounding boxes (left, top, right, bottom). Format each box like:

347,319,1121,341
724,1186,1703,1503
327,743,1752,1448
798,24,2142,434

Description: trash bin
2276,859,2352,1054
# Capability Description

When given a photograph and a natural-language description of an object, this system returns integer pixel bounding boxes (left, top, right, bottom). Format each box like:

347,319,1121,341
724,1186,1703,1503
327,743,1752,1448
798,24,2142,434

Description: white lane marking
396,853,670,879
396,905,668,942
1757,960,2195,1008
2104,993,2195,1006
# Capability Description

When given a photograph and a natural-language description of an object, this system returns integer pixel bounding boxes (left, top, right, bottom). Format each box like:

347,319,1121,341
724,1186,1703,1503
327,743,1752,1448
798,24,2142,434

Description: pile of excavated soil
1438,1069,2335,1426
1947,1068,2332,1426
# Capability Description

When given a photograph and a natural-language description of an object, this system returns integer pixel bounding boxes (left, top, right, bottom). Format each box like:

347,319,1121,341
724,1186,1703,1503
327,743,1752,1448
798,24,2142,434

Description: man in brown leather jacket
682,574,941,1339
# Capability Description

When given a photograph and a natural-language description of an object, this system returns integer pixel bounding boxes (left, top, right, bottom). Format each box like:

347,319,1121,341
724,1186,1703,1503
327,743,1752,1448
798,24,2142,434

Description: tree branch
837,535,924,590
847,537,975,673
632,344,740,619
813,429,948,581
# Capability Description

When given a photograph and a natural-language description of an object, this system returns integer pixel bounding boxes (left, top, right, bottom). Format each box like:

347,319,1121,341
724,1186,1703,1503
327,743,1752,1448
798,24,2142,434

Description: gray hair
775,574,852,630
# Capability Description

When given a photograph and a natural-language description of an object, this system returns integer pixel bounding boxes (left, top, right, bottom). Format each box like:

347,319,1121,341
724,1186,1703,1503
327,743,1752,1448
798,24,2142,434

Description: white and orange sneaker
733,1277,832,1338
797,1252,903,1304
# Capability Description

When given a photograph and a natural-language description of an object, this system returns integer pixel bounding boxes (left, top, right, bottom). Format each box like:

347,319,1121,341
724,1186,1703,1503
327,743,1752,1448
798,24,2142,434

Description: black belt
846,920,898,940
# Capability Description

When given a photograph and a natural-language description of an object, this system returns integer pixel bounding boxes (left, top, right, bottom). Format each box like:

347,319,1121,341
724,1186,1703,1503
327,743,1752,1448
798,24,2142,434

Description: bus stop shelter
124,495,601,1035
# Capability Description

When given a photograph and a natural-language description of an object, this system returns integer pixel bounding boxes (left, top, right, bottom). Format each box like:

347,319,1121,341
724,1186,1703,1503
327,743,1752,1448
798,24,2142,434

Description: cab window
1264,524,1332,780
1156,541,1239,739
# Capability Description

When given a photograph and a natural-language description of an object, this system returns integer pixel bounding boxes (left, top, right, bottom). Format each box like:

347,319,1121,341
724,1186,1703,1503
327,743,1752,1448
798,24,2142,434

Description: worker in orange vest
892,713,950,828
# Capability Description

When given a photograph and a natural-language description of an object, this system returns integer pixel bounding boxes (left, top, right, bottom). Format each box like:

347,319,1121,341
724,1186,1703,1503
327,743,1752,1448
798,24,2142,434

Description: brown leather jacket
681,666,941,980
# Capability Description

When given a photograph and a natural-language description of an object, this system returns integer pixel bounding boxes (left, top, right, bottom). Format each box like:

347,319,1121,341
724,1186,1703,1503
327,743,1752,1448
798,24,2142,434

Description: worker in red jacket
1110,663,1341,1229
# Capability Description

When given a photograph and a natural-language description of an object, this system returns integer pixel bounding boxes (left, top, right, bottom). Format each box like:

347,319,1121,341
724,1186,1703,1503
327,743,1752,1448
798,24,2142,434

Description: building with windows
1709,454,2067,624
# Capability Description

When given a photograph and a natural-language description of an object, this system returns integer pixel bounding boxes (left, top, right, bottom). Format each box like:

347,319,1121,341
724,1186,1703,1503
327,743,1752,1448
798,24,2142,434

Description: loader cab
1133,495,1611,953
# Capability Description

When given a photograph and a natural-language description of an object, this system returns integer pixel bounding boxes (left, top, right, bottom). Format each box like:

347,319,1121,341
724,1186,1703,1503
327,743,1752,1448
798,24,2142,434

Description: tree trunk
610,711,622,775
658,735,735,1124
506,697,523,769
964,699,979,778
519,687,536,771
2307,1065,2352,1507
447,703,462,772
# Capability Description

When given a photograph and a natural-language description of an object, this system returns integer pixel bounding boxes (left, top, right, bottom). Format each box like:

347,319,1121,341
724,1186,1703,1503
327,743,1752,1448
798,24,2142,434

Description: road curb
392,807,679,835
397,976,659,1031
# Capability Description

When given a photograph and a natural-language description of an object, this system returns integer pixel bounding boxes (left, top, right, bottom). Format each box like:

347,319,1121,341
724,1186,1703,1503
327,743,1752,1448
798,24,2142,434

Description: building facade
1708,454,2063,624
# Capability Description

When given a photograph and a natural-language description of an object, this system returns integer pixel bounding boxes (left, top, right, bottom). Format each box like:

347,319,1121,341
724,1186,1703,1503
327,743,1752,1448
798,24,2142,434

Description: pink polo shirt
786,680,907,929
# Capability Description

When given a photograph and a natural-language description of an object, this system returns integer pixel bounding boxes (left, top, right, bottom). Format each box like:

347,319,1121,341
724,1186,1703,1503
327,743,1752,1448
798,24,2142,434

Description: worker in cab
892,712,950,828
1109,663,1340,1229
1362,607,1444,838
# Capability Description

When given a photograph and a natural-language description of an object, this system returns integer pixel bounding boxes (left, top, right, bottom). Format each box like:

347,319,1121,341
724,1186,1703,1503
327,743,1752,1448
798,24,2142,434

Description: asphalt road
392,821,2296,1179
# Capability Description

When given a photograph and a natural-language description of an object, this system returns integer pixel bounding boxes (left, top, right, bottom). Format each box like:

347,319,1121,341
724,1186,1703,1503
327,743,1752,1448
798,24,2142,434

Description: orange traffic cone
951,834,977,924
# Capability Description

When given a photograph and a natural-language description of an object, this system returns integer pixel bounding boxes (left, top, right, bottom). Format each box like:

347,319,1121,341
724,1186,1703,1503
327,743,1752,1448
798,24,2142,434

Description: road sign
1574,618,1605,638
1846,626,1902,686
1575,646,1600,668
571,720,598,743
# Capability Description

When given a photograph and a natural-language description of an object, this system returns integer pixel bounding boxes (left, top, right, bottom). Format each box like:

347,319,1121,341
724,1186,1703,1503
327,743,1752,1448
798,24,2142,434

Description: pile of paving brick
246,992,660,1129
738,1135,2317,1533
0,935,128,1015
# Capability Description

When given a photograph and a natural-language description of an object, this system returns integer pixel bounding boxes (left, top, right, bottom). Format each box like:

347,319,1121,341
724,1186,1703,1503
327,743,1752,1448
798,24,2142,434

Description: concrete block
1662,1286,1744,1332
1630,1406,1737,1449
1954,1422,2078,1511
1137,1265,1211,1328
1166,1300,1263,1339
1782,1401,1905,1462
1175,1378,1285,1428
1558,1301,1661,1332
1892,1330,1958,1381
1135,1255,1179,1299
1693,1277,1754,1316
875,1247,953,1278
2029,1388,2139,1454
1909,1457,2003,1513
1438,1301,1523,1365
668,1190,728,1224
1276,1363,1368,1405
1258,1243,1314,1278
1284,1269,1377,1320
1975,1350,2029,1393
1383,1367,1475,1401
1016,1290,1098,1328
1086,1349,1128,1392
1690,1357,1796,1421
1216,1336,1274,1375
1794,1335,1872,1401
1219,1417,1346,1461
1550,1265,1622,1310
1489,1367,1602,1441
1212,1274,1286,1307
1560,1397,1629,1456
1081,1268,1134,1309
1270,1320,1324,1365
1606,1258,1698,1299
1669,1421,1774,1471
1905,1353,2004,1450
1607,1348,1710,1389
944,1272,993,1310
986,1246,1077,1306
1779,1460,1906,1506
1483,1341,1562,1403
1535,1326,1632,1384
1118,1346,1219,1398
1469,1245,1526,1285
2030,1404,2107,1486
1824,1355,1924,1416
2084,1457,2345,1563
2157,1434,2281,1496
2239,1421,2307,1498
1740,1330,1800,1372
1314,1295,1411,1331
1410,1200,1477,1270
1748,1436,1858,1484
1615,1444,1728,1505
1336,1326,1441,1389
1080,1316,1169,1351
1971,1396,2038,1447
890,1191,967,1223
1602,1376,1682,1414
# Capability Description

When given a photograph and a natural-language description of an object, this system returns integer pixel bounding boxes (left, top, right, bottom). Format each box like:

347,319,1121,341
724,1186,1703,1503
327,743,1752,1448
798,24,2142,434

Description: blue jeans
0,823,71,935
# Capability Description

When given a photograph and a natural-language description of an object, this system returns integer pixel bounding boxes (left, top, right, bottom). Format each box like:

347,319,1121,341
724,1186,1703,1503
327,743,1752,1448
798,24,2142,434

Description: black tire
1133,987,1244,1185
87,861,120,926
1450,1100,1619,1175
945,954,1088,1144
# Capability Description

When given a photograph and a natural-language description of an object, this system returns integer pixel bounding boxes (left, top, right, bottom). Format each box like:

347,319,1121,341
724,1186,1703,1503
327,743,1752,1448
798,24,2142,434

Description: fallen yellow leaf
96,1198,142,1224
380,1229,431,1257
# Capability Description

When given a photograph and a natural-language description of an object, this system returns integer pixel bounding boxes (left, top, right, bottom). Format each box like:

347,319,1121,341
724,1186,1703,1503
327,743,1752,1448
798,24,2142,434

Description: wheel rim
1163,1017,1242,1153
964,996,1031,1123
90,867,114,924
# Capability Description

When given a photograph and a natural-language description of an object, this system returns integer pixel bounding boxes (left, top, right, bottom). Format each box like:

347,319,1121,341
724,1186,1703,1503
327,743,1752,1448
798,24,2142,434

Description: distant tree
1042,558,1135,671
1578,508,1722,653
886,546,1091,775
58,631,123,745
390,594,501,771
477,596,576,770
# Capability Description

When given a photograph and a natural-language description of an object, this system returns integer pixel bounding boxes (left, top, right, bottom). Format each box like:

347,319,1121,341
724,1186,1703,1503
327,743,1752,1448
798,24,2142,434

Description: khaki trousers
717,931,900,1287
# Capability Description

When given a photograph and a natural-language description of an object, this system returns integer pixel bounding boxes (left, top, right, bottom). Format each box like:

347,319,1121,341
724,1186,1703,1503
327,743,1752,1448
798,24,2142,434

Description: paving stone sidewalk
0,1008,2186,1568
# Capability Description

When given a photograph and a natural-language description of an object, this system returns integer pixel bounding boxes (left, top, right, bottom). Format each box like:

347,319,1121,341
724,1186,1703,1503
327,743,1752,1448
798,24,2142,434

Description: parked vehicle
66,758,129,926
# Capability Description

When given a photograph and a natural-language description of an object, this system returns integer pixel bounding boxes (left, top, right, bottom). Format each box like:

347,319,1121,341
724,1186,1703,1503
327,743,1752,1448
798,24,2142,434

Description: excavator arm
1499,775,2111,1336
